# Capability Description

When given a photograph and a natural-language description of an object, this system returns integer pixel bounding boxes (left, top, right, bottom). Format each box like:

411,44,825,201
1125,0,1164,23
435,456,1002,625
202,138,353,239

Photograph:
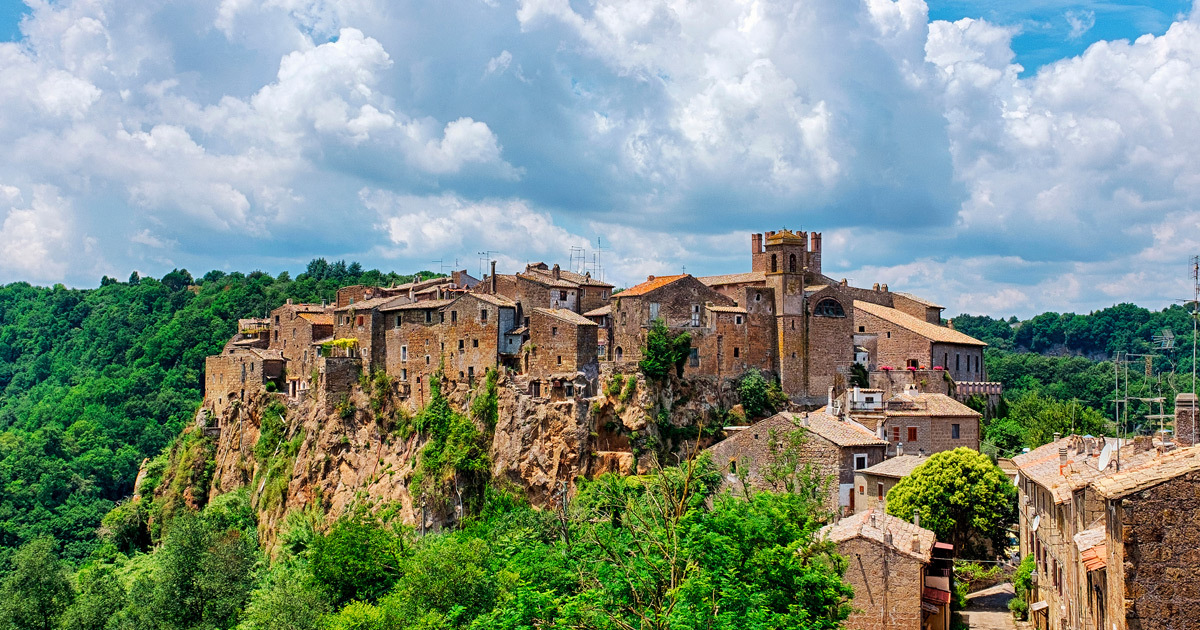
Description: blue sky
1,0,1199,318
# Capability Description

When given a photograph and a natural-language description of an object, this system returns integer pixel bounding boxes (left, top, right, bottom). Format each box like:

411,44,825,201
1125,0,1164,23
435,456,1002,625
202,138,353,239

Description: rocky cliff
171,368,738,549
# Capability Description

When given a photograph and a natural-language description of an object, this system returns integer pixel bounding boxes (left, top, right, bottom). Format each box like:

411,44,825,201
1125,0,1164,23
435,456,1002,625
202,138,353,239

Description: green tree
239,562,332,630
886,448,1017,557
311,511,404,606
639,319,692,381
0,537,74,630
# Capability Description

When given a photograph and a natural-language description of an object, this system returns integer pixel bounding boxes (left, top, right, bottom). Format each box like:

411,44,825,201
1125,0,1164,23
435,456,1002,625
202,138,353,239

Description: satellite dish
1098,439,1114,471
1032,515,1041,532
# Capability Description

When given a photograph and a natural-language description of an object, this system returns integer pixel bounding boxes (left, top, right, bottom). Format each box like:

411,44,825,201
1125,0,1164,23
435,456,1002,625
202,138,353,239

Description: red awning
922,587,951,605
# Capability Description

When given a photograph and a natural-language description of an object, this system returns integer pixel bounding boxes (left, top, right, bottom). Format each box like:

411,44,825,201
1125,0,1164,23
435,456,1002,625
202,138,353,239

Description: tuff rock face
193,368,733,548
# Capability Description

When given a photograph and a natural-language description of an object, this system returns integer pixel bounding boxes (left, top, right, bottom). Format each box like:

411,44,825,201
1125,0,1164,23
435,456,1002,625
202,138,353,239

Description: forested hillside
0,261,427,565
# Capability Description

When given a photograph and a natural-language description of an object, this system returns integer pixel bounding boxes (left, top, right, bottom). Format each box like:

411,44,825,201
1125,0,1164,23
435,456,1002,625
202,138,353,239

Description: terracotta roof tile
1092,445,1200,499
784,411,888,447
699,271,766,286
533,308,598,326
706,305,748,314
859,454,929,479
894,292,945,309
617,274,689,297
583,305,611,317
297,312,333,326
885,393,982,418
854,300,987,346
819,508,937,563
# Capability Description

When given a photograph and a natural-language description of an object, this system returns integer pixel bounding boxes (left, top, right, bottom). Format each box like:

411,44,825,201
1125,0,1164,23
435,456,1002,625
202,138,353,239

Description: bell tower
764,229,810,398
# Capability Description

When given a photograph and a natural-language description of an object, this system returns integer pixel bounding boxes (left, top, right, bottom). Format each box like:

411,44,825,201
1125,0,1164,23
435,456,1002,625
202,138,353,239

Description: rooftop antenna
477,251,496,278
569,246,586,275
595,237,607,282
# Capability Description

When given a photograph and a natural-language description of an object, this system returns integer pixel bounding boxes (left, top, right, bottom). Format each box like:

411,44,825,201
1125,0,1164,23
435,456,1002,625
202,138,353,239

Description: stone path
961,582,1024,630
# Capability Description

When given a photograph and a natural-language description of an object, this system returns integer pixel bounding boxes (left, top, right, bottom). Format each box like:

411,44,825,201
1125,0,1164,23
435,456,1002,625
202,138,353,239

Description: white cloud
0,185,73,282
1065,10,1095,40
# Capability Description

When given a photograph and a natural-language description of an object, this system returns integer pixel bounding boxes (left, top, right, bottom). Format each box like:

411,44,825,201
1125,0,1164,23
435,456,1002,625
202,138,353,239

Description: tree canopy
885,448,1017,557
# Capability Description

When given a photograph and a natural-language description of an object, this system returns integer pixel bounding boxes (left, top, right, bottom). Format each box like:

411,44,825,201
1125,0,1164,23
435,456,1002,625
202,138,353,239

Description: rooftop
380,298,455,312
859,454,929,479
699,271,766,286
706,305,748,314
894,292,945,309
533,308,598,326
885,393,982,418
298,312,334,326
618,274,689,297
781,411,888,447
583,305,611,317
854,300,987,347
765,229,806,245
819,508,937,563
1092,445,1200,499
522,264,613,288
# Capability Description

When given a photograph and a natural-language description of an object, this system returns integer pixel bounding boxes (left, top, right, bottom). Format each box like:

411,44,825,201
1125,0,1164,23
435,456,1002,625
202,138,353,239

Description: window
885,331,891,338
789,253,797,272
357,315,364,327
735,315,743,325
859,326,865,332
616,347,624,361
602,290,609,299
274,330,279,341
858,485,864,495
907,359,919,368
907,427,918,442
692,305,700,327
481,309,488,322
620,312,627,325
426,310,433,323
729,459,737,474
275,315,280,325
559,290,567,300
755,292,761,302
552,326,558,337
557,355,562,364
956,354,960,370
440,312,445,323
854,454,868,469
733,347,740,358
396,315,402,327
451,310,458,323
689,347,699,367
565,383,574,396
472,339,478,348
649,302,660,321
458,340,465,351
401,369,407,381
401,346,408,361
292,329,296,339
425,355,430,365
944,352,948,367
952,423,961,439
891,426,901,442
877,483,885,499
771,253,777,272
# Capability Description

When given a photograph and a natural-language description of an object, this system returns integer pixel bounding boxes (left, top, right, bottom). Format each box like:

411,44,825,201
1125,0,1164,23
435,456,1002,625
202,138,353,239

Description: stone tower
764,229,810,398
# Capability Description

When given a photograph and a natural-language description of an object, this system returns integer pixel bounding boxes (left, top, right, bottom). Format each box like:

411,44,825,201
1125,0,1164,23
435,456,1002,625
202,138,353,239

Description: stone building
268,301,333,392
1012,434,1175,630
820,508,952,630
526,308,598,398
840,388,980,456
706,410,886,514
1091,447,1200,630
853,300,986,383
204,346,285,416
609,274,735,367
853,452,928,515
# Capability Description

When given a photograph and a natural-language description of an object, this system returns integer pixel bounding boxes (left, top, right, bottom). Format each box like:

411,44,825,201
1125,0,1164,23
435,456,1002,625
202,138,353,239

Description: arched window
616,347,624,361
789,254,797,272
813,298,846,318
771,254,777,272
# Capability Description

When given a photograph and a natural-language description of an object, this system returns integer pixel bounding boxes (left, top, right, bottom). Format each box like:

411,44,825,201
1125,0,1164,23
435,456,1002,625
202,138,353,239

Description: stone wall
853,472,901,514
528,310,596,378
1109,470,1200,630
930,342,985,383
837,536,926,630
319,356,361,414
439,294,502,388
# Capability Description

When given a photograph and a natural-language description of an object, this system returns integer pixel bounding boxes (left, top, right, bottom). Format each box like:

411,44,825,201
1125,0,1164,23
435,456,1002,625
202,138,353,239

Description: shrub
638,319,691,380
1008,596,1029,620
738,370,770,419
619,375,638,403
606,373,624,397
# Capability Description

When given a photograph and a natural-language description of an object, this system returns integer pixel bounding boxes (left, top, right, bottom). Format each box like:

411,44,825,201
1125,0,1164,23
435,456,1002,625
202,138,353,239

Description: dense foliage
885,448,1017,558
1,457,853,630
0,263,430,564
639,319,693,381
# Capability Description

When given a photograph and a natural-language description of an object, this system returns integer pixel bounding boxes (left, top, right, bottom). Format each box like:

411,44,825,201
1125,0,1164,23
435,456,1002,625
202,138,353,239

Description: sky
0,0,1199,318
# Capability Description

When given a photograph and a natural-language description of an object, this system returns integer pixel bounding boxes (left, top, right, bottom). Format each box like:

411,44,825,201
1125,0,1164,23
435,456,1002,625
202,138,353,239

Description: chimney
841,278,848,286
287,298,293,305
801,414,810,427
552,264,561,281
947,319,955,330
809,232,822,275
873,283,880,291
870,511,877,528
452,270,462,286
1059,446,1068,468
897,442,905,456
911,532,921,553
752,232,763,254
881,284,889,293
1053,432,1062,442
490,260,497,293
647,275,655,282
913,509,920,528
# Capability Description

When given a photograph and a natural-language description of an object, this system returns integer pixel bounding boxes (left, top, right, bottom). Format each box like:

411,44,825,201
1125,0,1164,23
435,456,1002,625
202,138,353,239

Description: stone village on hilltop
199,228,1200,630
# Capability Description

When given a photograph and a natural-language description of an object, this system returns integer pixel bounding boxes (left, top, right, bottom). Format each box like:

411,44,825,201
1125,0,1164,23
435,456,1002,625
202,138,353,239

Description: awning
1029,601,1049,613
1081,545,1107,571
921,601,940,614
922,587,951,606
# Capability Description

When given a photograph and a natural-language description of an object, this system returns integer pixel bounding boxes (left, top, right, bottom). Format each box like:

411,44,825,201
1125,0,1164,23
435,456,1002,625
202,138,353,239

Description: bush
619,374,638,403
738,371,770,419
606,374,624,397
638,319,691,380
1008,595,1029,620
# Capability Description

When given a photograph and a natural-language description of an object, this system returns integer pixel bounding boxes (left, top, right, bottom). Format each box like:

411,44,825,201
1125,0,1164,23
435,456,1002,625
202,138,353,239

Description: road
961,582,1026,630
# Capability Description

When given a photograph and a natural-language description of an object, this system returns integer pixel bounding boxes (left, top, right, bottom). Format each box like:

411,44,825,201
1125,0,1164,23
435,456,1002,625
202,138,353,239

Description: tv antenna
477,251,496,278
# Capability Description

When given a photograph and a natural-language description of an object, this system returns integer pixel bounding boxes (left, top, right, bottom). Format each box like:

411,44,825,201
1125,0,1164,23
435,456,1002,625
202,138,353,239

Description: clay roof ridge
854,300,987,346
533,307,597,326
617,274,690,297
